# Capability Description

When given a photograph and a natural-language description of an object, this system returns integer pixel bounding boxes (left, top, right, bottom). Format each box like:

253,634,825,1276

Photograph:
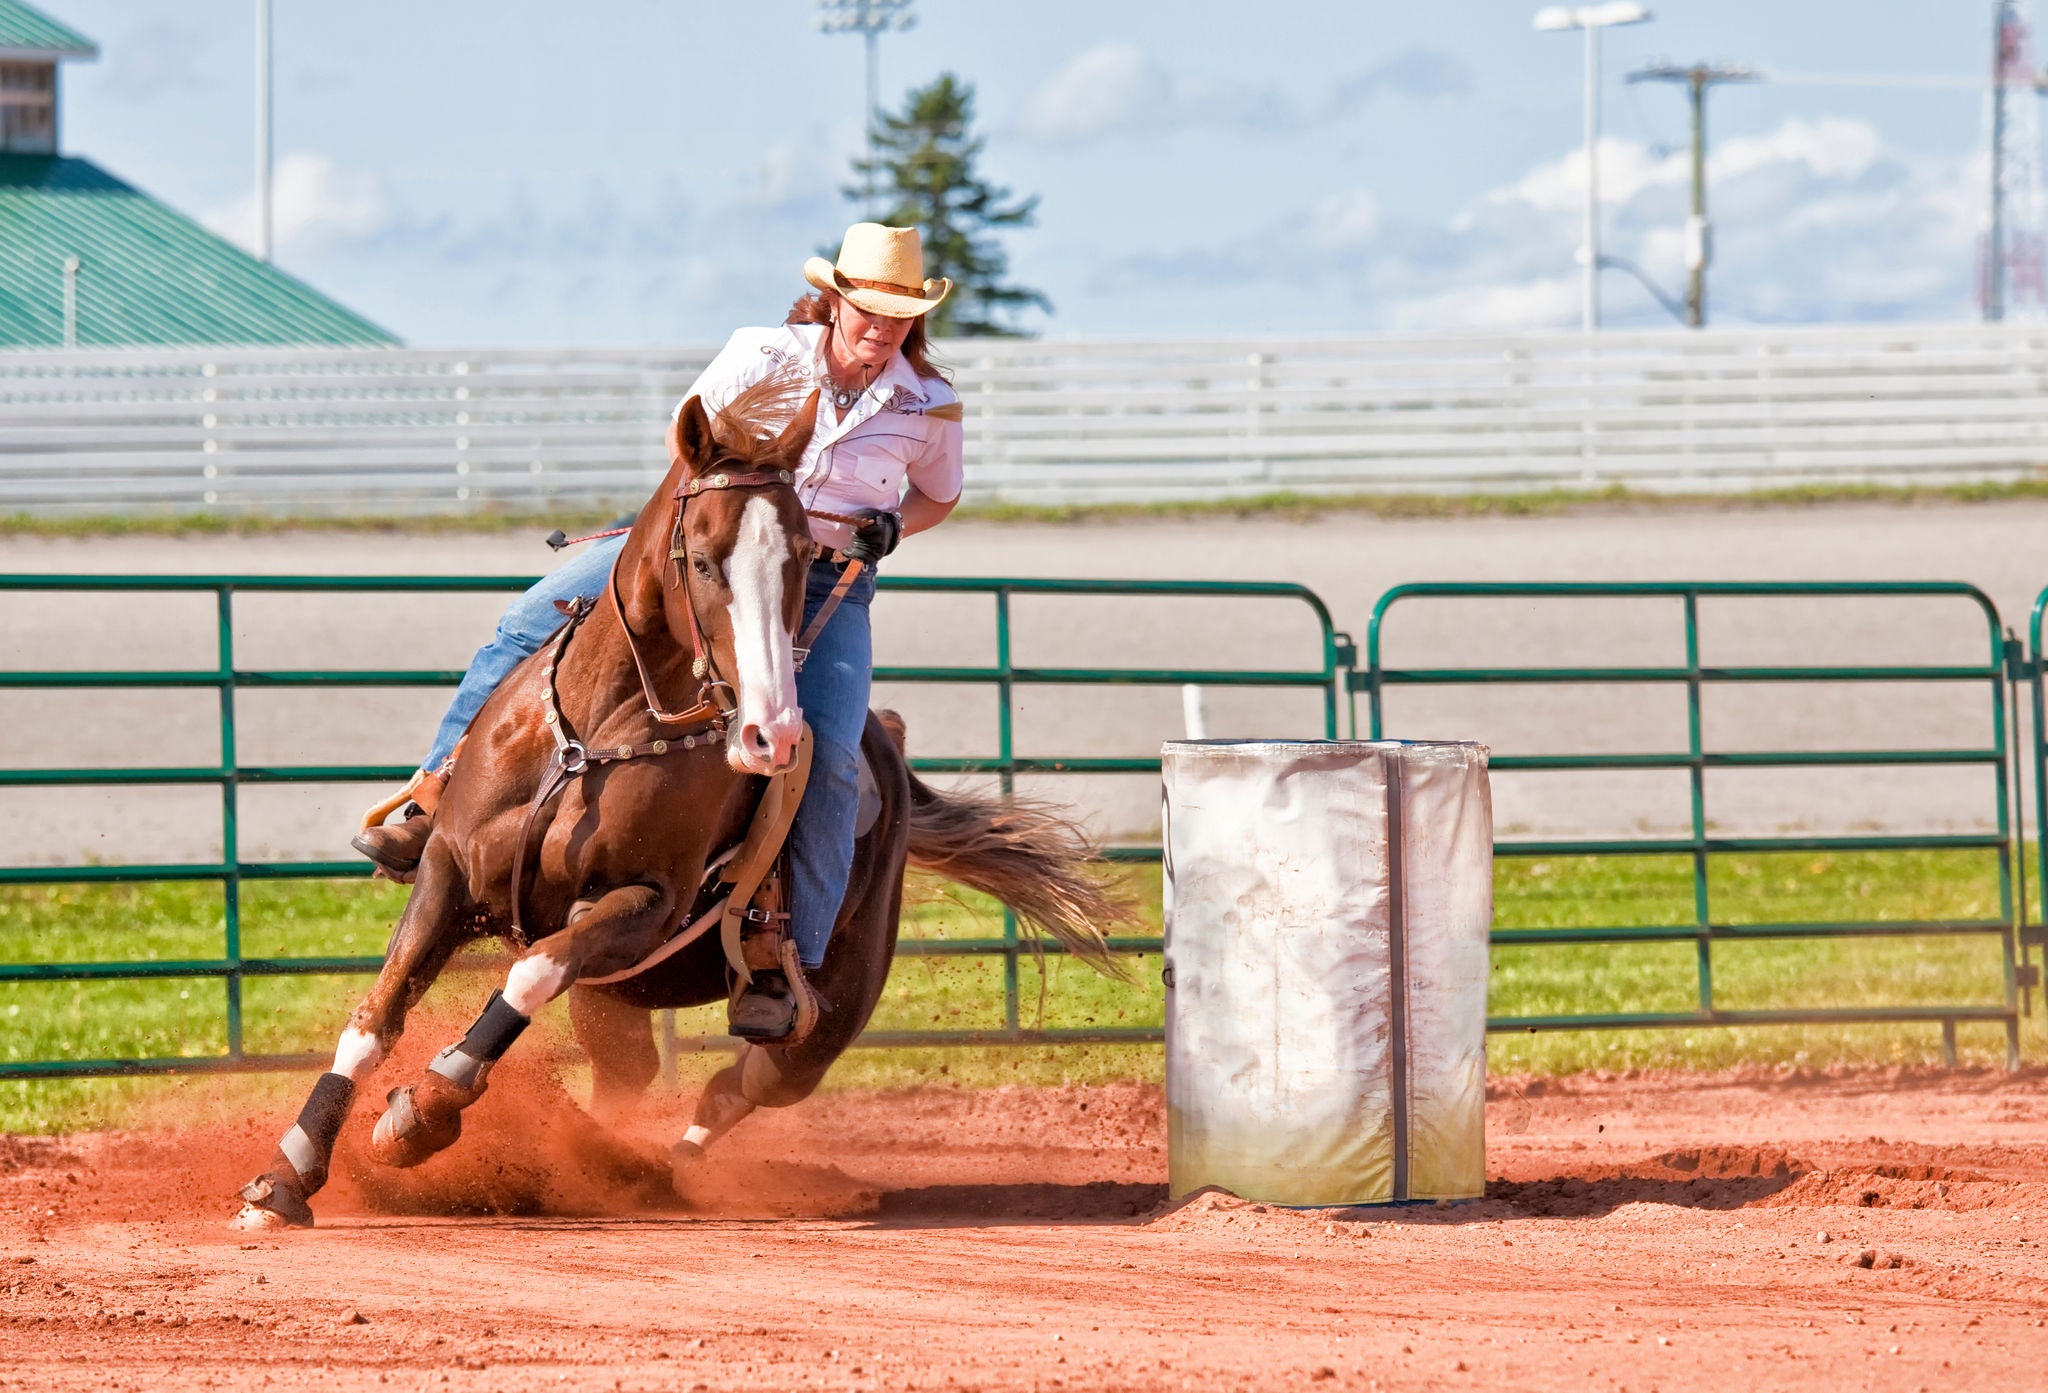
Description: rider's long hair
786,291,949,384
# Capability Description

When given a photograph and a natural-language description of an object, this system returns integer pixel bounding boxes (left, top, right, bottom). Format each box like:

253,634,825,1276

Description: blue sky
40,1,2019,344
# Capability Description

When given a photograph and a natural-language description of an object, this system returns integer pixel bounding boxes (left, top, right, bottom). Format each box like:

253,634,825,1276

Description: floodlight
1534,3,1650,31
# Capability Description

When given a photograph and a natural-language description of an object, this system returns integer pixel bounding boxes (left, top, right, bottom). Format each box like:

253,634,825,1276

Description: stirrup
358,767,446,832
727,938,819,1045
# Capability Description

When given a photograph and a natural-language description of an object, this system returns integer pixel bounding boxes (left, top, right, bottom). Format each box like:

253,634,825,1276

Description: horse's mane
707,368,813,467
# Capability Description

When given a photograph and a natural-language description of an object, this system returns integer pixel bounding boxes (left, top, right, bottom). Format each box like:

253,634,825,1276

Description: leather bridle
614,465,798,730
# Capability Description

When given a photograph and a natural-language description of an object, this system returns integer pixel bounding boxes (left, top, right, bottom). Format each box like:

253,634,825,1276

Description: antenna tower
1986,0,2046,320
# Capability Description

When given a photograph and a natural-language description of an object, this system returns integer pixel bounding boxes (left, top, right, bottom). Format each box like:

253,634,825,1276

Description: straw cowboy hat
804,222,952,319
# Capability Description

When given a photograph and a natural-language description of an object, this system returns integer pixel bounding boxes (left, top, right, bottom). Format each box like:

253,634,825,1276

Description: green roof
0,1,94,59
0,155,397,347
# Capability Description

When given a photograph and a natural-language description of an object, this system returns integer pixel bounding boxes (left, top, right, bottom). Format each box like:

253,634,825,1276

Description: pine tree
850,73,1050,338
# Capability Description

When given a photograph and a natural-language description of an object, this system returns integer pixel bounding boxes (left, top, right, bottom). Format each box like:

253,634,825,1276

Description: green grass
8,475,2048,539
2,850,2041,1132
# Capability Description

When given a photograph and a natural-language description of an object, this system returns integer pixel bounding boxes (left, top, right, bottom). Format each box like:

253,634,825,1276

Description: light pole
817,0,916,215
255,0,272,263
1535,3,1652,332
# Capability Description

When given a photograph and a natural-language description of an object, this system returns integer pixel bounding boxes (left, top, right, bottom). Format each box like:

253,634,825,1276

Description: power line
1757,70,1996,89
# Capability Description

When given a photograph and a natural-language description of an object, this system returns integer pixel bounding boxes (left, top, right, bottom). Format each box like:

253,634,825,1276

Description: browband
677,469,794,499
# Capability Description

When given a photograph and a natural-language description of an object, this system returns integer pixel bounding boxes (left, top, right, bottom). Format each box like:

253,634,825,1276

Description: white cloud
1302,189,1382,251
1017,43,1162,144
205,152,392,258
1381,276,1580,333
1104,115,1984,332
1712,117,1881,183
1015,42,1466,145
1478,136,1679,221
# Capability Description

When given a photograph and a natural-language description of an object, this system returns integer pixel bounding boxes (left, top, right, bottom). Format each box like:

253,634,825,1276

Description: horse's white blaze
725,494,801,773
503,952,571,1015
331,1026,384,1080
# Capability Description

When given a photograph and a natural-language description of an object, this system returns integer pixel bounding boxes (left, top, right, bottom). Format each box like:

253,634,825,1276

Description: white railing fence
3,323,2047,515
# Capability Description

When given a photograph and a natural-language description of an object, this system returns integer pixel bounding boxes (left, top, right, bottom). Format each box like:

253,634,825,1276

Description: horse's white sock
330,1026,384,1080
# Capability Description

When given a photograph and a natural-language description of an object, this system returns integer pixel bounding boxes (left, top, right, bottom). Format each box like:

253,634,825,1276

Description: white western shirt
675,323,964,552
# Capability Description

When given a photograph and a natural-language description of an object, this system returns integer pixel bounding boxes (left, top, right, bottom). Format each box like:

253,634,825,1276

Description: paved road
0,497,2040,862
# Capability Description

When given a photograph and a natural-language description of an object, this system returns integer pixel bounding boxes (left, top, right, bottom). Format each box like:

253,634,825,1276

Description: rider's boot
728,970,798,1039
351,766,448,884
352,808,433,882
727,913,819,1044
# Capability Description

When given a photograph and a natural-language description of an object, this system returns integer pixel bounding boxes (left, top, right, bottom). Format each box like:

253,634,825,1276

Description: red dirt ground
5,1064,2048,1391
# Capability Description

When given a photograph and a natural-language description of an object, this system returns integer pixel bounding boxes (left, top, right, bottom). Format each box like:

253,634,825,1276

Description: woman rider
352,223,964,1040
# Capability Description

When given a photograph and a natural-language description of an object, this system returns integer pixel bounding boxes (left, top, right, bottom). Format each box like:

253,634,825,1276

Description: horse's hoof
231,1174,312,1230
669,1138,709,1199
368,1085,462,1169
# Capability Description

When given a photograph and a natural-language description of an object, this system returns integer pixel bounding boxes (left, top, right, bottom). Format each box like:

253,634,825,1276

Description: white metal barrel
1161,740,1492,1206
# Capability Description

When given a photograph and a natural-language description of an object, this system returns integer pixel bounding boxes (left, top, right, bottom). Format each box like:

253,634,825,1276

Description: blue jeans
788,561,875,968
422,539,874,971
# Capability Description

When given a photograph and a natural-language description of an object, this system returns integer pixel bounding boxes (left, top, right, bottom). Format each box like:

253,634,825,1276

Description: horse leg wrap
276,1071,356,1191
426,990,529,1092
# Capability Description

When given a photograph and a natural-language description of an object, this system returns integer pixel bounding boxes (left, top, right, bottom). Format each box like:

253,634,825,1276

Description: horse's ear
669,395,716,475
769,389,821,466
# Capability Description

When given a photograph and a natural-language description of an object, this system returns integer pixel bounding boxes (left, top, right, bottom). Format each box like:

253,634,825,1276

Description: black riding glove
844,509,902,565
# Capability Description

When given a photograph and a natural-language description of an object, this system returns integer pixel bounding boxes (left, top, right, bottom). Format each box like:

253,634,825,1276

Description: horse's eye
690,553,716,580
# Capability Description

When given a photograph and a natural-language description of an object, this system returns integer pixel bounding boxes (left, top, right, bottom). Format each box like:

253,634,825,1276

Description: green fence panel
2023,586,2048,1005
1366,581,2023,1067
0,572,1350,1079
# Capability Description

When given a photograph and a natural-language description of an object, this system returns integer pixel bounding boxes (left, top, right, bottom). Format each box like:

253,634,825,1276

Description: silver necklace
826,363,873,412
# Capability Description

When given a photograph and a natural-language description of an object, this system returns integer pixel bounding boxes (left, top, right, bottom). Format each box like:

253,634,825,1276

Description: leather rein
508,466,864,941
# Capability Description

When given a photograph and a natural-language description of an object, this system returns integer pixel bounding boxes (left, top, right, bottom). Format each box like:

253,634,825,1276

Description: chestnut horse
232,378,1128,1230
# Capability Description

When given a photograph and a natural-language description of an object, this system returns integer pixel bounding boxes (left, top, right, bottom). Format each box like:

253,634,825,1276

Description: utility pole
255,0,272,263
1628,63,1755,327
1536,5,1654,333
817,0,917,216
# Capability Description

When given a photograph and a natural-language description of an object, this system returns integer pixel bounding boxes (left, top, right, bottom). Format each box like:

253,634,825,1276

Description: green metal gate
2019,585,2048,1002
1365,581,2024,1066
0,573,1350,1079
3,571,2039,1083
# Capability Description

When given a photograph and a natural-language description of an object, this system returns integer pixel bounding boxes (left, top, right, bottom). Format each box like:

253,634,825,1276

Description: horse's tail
887,716,1137,979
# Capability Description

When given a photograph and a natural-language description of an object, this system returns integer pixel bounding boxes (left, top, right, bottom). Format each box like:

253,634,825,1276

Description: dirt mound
1143,1187,1384,1239
1639,1145,1807,1180
1757,1162,2048,1212
1488,1144,1811,1215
